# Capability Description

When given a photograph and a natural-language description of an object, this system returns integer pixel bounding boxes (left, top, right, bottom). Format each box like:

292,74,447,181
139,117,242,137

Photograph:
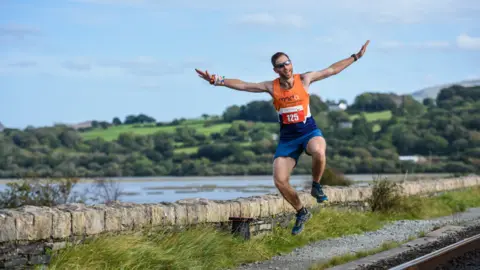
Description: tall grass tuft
367,175,403,213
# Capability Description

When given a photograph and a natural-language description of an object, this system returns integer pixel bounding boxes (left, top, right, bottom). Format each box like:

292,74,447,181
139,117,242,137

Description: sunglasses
274,59,291,69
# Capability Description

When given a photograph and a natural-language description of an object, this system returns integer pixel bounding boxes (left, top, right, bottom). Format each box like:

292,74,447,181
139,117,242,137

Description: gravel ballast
355,221,480,270
235,207,480,270
434,248,480,270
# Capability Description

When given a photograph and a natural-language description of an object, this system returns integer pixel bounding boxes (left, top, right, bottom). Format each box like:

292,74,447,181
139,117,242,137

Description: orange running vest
272,74,317,140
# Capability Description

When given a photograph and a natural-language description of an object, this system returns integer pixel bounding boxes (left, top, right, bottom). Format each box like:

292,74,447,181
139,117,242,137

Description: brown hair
271,52,289,66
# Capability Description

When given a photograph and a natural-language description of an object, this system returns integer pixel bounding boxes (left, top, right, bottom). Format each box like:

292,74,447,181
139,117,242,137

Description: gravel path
235,207,480,270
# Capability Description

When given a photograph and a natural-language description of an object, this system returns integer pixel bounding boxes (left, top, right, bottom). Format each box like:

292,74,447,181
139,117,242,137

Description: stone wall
1,175,479,269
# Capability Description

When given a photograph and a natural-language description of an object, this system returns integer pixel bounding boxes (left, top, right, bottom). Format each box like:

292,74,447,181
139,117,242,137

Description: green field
349,110,392,122
174,146,200,154
81,120,272,155
81,111,391,142
174,141,252,154
81,122,233,141
349,110,392,133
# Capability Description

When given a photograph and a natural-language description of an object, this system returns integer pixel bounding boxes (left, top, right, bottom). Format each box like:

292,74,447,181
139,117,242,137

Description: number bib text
281,109,305,124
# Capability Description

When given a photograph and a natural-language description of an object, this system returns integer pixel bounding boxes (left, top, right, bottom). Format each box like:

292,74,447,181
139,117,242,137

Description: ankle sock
297,207,307,214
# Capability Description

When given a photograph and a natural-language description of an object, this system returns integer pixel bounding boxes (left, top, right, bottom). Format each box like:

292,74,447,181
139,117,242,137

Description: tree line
0,85,479,178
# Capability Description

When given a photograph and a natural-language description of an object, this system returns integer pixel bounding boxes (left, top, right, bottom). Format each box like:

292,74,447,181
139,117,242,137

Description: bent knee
274,174,289,187
310,148,326,159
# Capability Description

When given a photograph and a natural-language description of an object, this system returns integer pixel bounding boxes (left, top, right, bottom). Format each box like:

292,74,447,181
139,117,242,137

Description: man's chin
282,72,293,78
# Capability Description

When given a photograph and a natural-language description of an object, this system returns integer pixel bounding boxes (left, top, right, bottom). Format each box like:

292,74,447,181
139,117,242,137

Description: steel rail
389,233,480,270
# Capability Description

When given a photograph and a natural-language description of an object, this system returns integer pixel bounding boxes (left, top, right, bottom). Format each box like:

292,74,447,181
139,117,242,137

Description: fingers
195,69,205,77
195,68,211,80
357,40,370,57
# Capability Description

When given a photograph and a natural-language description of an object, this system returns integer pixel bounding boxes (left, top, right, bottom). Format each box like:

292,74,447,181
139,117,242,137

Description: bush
0,178,123,209
321,167,353,186
367,176,403,213
0,178,82,208
303,167,353,189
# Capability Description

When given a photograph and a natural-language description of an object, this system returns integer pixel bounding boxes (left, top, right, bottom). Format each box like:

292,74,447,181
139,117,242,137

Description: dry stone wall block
0,210,17,243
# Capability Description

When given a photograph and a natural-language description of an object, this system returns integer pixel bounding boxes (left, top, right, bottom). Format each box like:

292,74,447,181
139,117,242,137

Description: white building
399,155,427,164
328,102,348,111
338,121,352,129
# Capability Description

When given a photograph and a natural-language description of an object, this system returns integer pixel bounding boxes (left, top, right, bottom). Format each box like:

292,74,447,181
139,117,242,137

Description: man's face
273,55,293,79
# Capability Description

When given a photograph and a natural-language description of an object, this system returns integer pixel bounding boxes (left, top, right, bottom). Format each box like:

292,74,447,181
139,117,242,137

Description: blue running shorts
273,128,323,165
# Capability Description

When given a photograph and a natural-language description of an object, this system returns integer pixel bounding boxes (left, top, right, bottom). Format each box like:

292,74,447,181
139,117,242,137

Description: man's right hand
195,69,212,83
195,68,272,95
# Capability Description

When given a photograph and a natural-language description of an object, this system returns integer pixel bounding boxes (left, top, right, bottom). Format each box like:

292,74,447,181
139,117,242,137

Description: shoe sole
312,193,328,203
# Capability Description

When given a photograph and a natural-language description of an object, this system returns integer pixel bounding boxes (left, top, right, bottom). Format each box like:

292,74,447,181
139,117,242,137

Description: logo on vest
279,94,300,103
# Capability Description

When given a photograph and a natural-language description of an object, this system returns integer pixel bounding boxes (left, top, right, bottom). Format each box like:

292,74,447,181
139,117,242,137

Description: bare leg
273,156,302,211
306,136,327,183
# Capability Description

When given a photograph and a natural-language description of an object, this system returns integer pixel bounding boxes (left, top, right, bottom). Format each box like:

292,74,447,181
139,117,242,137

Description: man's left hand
356,40,370,59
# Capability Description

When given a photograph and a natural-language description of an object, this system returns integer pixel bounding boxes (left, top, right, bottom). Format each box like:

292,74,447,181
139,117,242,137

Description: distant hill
411,79,480,101
0,122,4,132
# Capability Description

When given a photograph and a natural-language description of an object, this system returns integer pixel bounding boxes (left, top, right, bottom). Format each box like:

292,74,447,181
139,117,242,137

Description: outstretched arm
302,40,370,85
195,69,272,95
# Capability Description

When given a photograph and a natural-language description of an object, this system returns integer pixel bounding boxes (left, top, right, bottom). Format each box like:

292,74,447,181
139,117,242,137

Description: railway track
390,233,480,270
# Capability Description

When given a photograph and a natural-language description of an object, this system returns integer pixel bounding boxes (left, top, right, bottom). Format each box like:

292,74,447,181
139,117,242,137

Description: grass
47,186,480,270
349,110,392,122
80,111,392,142
81,122,232,141
174,146,199,154
174,141,252,154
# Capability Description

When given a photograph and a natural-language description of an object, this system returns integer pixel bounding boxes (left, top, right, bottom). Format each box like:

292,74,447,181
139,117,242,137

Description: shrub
367,175,403,213
0,177,123,209
321,167,353,186
303,167,353,189
0,178,82,208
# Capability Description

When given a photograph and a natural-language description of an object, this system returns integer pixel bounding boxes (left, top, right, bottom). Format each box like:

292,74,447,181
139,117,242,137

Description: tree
112,117,122,125
423,98,435,107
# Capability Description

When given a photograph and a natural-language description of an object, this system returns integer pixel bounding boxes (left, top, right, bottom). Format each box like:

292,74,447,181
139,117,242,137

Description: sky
1,0,480,129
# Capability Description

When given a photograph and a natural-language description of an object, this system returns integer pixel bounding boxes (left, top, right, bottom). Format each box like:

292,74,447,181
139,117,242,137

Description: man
195,40,370,235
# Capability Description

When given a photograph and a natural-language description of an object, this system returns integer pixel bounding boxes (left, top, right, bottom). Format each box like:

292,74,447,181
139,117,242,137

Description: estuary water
0,173,450,204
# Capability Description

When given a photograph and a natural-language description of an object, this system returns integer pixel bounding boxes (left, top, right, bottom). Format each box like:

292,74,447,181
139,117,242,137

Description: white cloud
93,56,205,77
237,13,276,25
378,41,404,49
62,60,92,71
315,36,334,44
69,0,147,6
236,13,306,28
456,34,480,50
0,24,41,38
378,40,451,50
412,41,450,49
8,61,37,68
139,82,162,90
69,0,480,24
466,74,480,81
378,34,480,51
0,54,206,80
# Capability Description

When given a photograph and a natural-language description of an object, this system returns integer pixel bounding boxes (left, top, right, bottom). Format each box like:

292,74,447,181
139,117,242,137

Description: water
0,173,450,204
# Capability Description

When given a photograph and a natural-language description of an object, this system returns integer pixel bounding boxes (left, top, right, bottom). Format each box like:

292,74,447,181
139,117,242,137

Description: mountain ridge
410,79,480,101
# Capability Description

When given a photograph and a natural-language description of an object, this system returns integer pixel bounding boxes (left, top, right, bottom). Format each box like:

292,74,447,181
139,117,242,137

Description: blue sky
1,0,480,129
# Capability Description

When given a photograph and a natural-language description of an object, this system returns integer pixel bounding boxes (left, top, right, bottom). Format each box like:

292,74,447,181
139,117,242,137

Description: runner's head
271,52,293,80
